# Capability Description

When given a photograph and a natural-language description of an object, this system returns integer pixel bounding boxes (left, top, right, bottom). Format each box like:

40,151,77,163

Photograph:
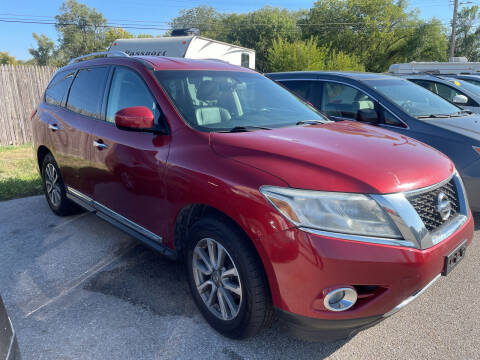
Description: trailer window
241,54,250,68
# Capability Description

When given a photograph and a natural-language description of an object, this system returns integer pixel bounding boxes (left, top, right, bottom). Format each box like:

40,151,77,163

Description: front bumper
278,272,443,341
263,213,474,340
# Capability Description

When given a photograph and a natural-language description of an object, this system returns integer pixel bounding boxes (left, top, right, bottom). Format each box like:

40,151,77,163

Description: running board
66,187,177,260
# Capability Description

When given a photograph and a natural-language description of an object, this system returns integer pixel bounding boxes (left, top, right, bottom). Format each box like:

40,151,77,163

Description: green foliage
455,5,480,61
301,0,448,72
169,5,222,39
401,19,448,62
105,27,134,46
170,6,301,71
266,37,364,72
28,33,55,65
136,34,156,38
0,145,42,201
222,7,301,72
15,0,453,70
54,0,107,63
0,52,17,65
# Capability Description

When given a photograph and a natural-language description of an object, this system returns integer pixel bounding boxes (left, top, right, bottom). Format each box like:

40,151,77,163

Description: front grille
407,178,460,232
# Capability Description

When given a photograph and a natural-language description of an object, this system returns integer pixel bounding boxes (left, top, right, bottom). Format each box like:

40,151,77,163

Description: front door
89,65,171,239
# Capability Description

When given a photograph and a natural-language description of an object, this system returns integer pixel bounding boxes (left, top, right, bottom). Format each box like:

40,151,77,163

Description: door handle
48,123,59,131
93,140,107,150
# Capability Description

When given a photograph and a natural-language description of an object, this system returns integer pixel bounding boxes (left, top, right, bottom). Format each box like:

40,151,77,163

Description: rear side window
45,70,75,106
106,67,161,124
280,80,323,109
67,67,109,118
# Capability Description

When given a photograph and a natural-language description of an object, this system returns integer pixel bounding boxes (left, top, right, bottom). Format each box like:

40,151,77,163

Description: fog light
324,287,358,312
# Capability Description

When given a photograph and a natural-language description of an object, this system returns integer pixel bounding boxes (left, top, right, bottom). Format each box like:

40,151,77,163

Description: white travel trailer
108,36,256,69
389,58,480,75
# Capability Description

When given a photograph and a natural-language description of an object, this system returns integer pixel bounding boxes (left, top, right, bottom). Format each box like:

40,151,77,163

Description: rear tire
41,153,81,216
186,217,274,339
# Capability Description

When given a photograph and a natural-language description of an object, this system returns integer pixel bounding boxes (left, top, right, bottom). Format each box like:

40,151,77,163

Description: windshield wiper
416,114,454,119
296,120,325,125
219,126,272,133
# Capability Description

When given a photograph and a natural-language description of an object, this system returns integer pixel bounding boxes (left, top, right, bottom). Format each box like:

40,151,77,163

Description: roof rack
68,51,129,65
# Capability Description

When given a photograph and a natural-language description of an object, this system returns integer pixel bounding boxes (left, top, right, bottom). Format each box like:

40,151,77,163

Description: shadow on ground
83,243,349,359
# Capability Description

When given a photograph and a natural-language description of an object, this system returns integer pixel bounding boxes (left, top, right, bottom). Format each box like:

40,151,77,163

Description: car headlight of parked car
260,186,402,239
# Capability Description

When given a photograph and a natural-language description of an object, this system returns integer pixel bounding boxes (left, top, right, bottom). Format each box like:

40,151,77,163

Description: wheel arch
173,203,278,302
37,145,52,171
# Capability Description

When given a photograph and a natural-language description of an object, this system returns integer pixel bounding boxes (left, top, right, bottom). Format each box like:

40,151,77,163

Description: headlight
260,186,402,239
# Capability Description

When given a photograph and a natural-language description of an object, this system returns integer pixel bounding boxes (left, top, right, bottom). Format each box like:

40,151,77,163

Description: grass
0,144,43,201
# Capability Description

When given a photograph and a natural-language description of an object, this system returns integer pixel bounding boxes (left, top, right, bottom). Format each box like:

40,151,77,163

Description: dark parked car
267,71,480,212
0,296,19,360
31,53,473,340
396,74,480,113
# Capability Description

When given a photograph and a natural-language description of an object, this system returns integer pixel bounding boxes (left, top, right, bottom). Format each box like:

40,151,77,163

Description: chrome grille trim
407,178,460,232
374,171,469,250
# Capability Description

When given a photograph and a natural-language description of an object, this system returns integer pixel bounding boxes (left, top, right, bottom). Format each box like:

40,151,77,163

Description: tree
170,6,301,71
218,7,301,72
54,0,107,63
266,37,364,72
28,33,55,65
301,0,448,72
169,5,222,38
0,52,17,65
104,27,134,46
400,19,448,62
455,5,480,61
136,34,156,38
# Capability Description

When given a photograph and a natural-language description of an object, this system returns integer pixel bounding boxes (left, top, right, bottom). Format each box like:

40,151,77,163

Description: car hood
210,121,454,194
427,114,480,140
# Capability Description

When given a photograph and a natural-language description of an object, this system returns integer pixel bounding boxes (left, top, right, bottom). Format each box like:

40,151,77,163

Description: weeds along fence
0,64,58,146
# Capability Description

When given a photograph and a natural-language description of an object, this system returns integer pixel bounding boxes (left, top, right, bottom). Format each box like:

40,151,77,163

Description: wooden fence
0,65,58,146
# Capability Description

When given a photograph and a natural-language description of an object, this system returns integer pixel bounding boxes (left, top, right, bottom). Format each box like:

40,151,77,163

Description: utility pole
450,0,459,59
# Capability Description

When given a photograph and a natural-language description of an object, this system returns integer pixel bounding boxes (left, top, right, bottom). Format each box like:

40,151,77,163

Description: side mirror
357,108,379,124
115,106,154,130
453,94,468,104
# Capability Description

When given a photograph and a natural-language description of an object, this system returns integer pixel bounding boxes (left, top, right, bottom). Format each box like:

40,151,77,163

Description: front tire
186,217,273,339
41,153,80,216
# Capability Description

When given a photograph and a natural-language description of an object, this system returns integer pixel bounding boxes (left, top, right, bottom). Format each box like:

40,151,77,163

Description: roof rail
68,51,129,65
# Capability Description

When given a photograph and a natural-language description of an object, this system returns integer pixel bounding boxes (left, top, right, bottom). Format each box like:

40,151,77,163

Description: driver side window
321,82,375,120
106,67,161,124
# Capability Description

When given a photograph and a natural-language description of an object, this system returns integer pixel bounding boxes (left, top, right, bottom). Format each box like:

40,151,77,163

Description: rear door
40,69,76,179
57,66,110,197
88,65,171,240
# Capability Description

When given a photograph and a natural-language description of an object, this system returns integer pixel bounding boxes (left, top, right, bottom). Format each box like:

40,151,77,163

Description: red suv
32,53,473,341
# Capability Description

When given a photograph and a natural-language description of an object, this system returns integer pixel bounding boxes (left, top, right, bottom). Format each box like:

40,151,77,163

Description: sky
0,0,468,61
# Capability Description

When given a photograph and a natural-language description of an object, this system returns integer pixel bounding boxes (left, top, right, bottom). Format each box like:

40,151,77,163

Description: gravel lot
1,195,479,360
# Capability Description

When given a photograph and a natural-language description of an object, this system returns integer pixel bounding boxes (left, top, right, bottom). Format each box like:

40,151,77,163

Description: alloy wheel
192,237,243,321
44,163,61,208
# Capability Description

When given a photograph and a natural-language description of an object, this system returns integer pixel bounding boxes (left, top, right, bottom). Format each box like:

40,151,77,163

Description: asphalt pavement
1,195,479,360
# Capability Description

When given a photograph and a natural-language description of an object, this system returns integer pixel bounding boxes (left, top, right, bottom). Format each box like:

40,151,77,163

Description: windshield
155,70,329,131
363,78,461,117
